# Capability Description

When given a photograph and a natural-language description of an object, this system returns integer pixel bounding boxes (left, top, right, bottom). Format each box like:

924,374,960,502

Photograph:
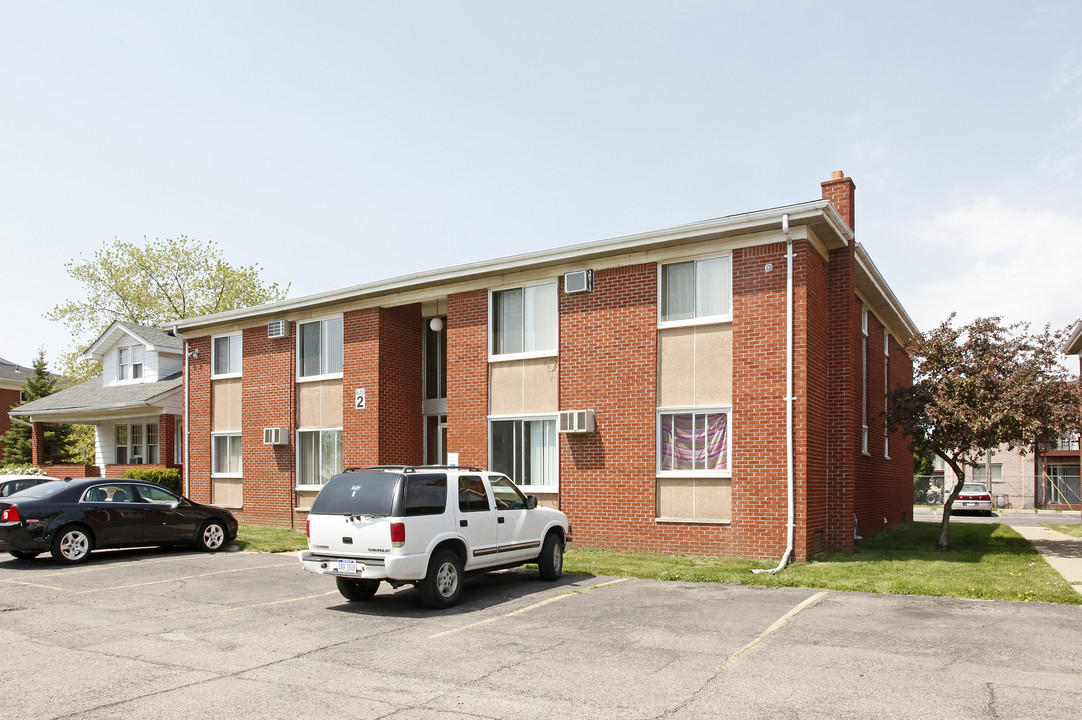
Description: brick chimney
821,170,855,231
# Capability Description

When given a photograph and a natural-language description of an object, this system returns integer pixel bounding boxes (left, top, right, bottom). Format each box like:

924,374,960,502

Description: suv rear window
310,471,401,516
402,474,448,516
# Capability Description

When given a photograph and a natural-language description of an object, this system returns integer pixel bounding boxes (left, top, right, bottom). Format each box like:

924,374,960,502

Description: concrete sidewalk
1010,525,1082,596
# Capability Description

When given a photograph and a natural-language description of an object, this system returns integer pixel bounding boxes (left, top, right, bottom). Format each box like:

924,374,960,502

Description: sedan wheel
198,521,227,552
51,526,92,564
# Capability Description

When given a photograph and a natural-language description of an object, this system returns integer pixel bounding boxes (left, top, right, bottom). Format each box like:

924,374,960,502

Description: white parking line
2,561,294,594
429,577,629,638
717,590,828,671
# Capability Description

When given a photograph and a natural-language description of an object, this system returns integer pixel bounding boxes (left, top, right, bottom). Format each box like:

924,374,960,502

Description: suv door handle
460,520,468,527
498,516,505,524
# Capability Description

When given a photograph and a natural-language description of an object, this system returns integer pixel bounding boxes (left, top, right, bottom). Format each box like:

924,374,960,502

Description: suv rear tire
336,576,380,601
419,549,463,609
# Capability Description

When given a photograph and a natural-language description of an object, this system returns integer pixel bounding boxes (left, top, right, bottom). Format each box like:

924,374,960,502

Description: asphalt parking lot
3,546,1082,719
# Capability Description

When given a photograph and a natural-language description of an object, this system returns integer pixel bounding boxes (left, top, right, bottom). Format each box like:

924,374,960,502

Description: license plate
962,502,974,507
337,559,358,574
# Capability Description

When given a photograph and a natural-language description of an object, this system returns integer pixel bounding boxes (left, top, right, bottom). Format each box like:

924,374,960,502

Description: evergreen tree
0,350,78,465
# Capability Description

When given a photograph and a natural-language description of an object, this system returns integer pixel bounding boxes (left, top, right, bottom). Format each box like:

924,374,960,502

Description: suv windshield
310,472,401,516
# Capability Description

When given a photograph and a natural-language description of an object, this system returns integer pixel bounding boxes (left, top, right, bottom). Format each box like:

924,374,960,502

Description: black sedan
0,478,238,563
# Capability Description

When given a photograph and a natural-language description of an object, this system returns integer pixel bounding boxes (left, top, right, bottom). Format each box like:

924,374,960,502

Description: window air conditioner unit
267,320,288,339
559,409,595,434
563,269,594,294
263,427,289,445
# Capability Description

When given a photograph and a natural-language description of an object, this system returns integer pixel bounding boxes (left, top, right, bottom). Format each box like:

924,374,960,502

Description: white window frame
212,332,243,378
295,427,343,489
211,432,243,477
296,315,344,382
113,422,160,465
116,345,145,382
656,406,733,478
117,347,130,381
488,282,558,361
657,254,733,329
487,413,559,493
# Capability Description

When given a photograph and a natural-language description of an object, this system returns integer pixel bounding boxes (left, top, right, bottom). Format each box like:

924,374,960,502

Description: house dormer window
118,346,144,381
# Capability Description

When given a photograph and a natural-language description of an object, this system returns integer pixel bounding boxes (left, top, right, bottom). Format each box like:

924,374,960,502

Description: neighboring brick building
0,357,32,462
174,172,917,560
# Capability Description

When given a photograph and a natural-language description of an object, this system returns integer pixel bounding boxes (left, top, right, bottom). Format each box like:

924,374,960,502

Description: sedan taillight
1,505,19,522
390,522,405,548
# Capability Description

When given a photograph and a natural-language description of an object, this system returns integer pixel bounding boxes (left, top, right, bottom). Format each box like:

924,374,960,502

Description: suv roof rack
342,464,483,474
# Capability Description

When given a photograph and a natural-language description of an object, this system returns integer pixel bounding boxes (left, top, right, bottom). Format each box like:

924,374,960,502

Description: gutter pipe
753,214,796,574
182,334,191,498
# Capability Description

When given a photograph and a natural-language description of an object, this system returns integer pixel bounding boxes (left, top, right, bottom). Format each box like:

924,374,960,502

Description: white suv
299,465,571,608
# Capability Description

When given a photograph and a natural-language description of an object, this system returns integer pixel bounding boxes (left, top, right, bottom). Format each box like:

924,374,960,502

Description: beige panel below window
532,491,560,509
695,478,731,519
489,362,524,416
212,378,242,432
658,326,733,407
295,489,320,512
657,477,695,519
658,328,695,407
298,380,343,428
656,477,731,521
522,357,558,413
694,326,733,406
211,477,243,508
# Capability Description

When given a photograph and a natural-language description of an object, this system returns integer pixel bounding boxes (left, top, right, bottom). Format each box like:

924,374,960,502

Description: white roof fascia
84,322,181,360
1062,321,1082,355
855,244,919,345
175,200,851,334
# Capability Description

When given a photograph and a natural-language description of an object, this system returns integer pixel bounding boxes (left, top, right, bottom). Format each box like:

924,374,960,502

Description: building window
298,317,343,379
297,428,343,486
658,409,731,475
660,256,731,324
117,346,145,381
212,433,242,476
491,283,557,357
115,425,128,464
489,416,558,489
213,334,242,377
114,422,160,465
425,317,447,400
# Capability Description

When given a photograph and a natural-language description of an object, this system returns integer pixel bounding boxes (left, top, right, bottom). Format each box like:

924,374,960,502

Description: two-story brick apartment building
173,173,916,561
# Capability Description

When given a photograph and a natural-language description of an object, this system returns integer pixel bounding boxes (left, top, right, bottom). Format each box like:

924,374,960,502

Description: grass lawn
1049,524,1082,539
563,521,1082,604
234,524,308,553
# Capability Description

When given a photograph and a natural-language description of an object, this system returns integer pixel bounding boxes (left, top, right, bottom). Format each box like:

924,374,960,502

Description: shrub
121,467,182,494
0,465,47,476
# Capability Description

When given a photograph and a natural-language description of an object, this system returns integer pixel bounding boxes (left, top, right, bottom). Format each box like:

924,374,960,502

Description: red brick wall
186,336,212,503
825,247,859,552
822,175,856,230
801,243,831,558
558,264,657,551
343,305,423,467
238,324,296,526
447,290,489,468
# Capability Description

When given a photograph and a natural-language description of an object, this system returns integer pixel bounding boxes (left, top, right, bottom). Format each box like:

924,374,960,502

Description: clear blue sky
3,1,1080,368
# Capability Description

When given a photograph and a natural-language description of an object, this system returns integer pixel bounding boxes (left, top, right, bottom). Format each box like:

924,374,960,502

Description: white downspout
182,335,191,498
753,214,796,574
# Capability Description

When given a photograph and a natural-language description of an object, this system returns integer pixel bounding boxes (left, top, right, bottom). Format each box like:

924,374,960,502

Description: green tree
46,235,290,381
890,315,1081,550
0,350,79,465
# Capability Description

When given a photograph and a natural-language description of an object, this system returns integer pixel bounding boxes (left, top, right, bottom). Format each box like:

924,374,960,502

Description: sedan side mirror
525,495,538,510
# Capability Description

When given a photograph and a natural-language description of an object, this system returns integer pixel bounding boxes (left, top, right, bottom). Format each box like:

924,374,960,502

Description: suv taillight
306,517,310,538
1,505,19,522
390,522,405,548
